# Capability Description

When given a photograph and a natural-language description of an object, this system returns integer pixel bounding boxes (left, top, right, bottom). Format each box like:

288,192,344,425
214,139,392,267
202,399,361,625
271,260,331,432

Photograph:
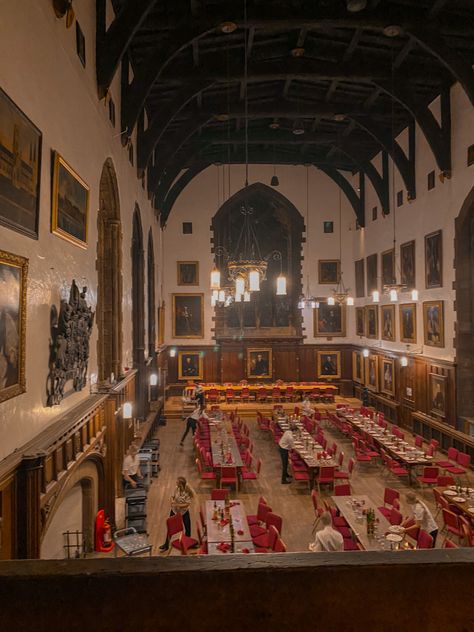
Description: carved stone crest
47,280,94,406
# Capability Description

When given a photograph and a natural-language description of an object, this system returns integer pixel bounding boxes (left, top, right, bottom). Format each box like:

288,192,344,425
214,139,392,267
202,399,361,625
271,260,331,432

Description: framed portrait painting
364,354,379,392
247,348,272,378
177,351,203,380
0,87,42,239
314,303,346,337
366,253,378,295
177,261,199,286
365,305,378,339
399,303,417,343
51,151,89,248
317,350,341,379
423,300,444,347
318,260,340,284
352,350,364,383
381,305,395,342
172,293,204,338
381,249,395,286
400,240,416,290
355,307,365,337
381,358,395,397
0,250,28,403
425,230,442,288
355,259,365,298
429,373,446,418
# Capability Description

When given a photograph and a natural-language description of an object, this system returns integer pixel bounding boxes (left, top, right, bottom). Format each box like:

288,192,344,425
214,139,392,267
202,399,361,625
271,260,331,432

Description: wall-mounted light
169,348,177,358
123,402,133,419
150,373,158,386
400,356,408,367
362,348,369,358
90,373,98,385
372,290,380,303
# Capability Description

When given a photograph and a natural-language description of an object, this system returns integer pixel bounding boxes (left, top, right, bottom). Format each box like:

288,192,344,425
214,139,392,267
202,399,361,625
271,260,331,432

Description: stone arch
147,229,156,358
454,185,474,420
97,158,123,382
132,205,146,417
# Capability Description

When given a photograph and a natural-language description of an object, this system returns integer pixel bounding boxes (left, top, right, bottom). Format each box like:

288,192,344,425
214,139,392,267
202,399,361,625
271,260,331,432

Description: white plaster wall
163,164,356,346
0,1,159,460
351,84,474,362
40,483,83,560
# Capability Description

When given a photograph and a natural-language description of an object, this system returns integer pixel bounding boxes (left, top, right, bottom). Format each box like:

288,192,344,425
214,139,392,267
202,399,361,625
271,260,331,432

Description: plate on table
443,489,457,496
388,525,405,535
468,508,474,515
385,533,403,543
424,455,433,460
453,496,466,503
448,485,457,490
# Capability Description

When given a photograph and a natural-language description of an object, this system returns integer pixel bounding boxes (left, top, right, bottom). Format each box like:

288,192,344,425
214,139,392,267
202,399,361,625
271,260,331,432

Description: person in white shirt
301,398,314,416
122,444,143,489
278,424,295,484
180,405,208,446
309,512,344,552
403,492,438,546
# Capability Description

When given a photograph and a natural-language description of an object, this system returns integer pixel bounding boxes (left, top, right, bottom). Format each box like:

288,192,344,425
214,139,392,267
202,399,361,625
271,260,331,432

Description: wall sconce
362,348,369,358
123,402,133,419
169,348,177,358
400,356,408,367
150,373,158,386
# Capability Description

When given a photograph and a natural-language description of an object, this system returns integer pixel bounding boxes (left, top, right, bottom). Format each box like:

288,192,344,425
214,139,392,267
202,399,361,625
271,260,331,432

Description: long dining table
436,486,474,522
205,499,255,555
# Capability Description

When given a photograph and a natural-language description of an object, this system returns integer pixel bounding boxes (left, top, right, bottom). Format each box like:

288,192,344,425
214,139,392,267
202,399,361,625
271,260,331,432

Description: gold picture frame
381,305,396,342
355,307,365,337
423,300,444,347
318,260,340,284
352,350,364,383
364,354,379,392
172,293,204,338
381,357,395,396
365,305,378,339
247,348,272,378
399,303,417,343
314,303,346,337
317,350,341,379
0,249,28,403
177,351,203,380
51,151,89,248
177,261,199,286
429,372,447,418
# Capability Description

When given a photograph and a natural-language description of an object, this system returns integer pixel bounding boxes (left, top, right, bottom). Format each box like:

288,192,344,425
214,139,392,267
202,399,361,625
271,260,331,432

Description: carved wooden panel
55,448,64,476
65,439,73,465
43,456,54,489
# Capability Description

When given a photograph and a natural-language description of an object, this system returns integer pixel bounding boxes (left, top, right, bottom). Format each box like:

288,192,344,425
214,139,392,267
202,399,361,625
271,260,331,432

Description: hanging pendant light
210,265,221,289
372,290,380,303
276,275,287,295
270,173,280,187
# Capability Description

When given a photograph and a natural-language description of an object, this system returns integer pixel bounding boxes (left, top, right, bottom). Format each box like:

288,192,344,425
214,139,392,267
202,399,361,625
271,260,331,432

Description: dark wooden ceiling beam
96,0,157,99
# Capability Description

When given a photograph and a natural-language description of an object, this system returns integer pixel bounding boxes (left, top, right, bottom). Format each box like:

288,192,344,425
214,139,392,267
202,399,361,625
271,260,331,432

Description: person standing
403,492,439,546
194,384,205,408
278,423,295,484
179,405,208,446
159,477,195,551
122,444,144,489
309,512,344,552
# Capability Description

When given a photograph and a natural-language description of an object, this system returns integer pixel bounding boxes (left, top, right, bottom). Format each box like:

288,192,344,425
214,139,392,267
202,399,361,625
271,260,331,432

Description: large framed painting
381,305,396,342
247,348,272,378
177,261,199,286
51,151,89,248
355,259,365,298
355,307,365,337
429,373,447,418
381,249,395,286
317,350,341,379
0,87,42,239
352,350,364,383
177,351,203,380
400,240,416,290
364,354,379,392
318,260,340,284
365,305,378,339
172,293,204,338
314,303,346,337
381,358,395,397
366,253,378,294
425,230,442,288
423,300,444,347
399,303,417,343
0,250,28,403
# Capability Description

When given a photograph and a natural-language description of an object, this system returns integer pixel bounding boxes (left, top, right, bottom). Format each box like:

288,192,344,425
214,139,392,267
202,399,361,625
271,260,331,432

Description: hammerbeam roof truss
98,0,474,223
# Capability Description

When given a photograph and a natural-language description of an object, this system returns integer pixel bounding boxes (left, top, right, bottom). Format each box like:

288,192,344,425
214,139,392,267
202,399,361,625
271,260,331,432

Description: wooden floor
138,400,444,556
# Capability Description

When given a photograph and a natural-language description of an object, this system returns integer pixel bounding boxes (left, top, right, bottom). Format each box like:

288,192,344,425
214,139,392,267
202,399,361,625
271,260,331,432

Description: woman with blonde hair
159,476,195,551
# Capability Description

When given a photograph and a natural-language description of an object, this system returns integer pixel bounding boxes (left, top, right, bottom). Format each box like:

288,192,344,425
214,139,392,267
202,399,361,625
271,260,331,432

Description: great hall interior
0,1,474,630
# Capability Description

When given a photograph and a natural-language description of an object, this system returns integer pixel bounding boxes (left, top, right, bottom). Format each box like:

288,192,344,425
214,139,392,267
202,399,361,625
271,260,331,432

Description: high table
205,499,255,555
201,382,338,401
332,494,403,551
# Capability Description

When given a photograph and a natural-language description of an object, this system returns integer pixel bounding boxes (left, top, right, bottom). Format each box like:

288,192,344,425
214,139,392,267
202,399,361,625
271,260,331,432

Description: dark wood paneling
273,348,298,382
221,347,245,383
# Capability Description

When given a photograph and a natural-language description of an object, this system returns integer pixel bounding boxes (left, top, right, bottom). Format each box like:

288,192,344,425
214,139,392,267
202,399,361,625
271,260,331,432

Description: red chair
254,525,279,553
272,387,282,402
309,388,321,402
249,504,273,537
335,457,354,481
240,387,251,403
256,388,268,403
437,475,455,487
207,388,220,404
252,512,283,548
289,461,311,490
436,447,459,469
377,488,400,520
195,458,217,483
316,466,335,494
311,490,324,529
445,452,471,478
220,466,238,491
241,458,262,484
211,488,229,501
460,516,474,547
403,517,420,544
166,513,198,554
414,435,423,449
246,497,269,526
334,483,351,496
225,388,234,403
273,538,287,553
387,458,409,480
443,539,458,549
284,386,294,402
441,509,463,544
388,507,403,526
417,529,434,549
417,466,439,490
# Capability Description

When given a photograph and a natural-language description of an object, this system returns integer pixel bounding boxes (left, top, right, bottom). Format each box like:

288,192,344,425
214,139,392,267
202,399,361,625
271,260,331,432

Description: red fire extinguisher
95,509,114,552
